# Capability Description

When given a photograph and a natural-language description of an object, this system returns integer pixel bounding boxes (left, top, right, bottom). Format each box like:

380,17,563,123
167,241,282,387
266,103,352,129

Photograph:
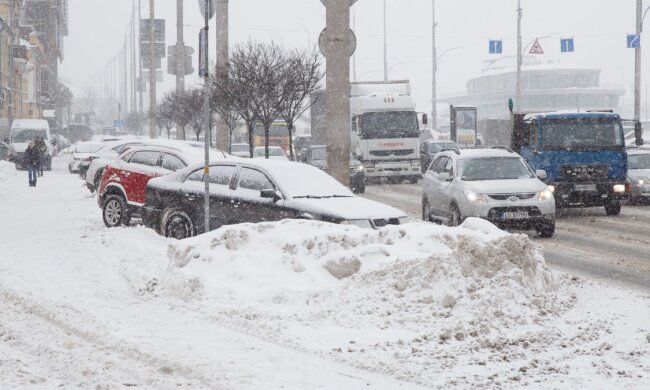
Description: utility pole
200,0,215,233
515,0,522,112
215,0,230,151
431,0,437,130
383,0,388,81
176,0,186,140
148,0,156,138
123,37,128,118
634,0,643,144
325,0,351,186
131,0,137,113
138,0,144,117
352,8,357,82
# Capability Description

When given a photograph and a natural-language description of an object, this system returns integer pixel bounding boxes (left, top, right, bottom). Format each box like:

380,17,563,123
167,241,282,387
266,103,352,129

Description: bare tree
278,49,323,160
154,99,174,138
185,88,207,141
209,64,240,153
163,89,193,141
125,112,146,135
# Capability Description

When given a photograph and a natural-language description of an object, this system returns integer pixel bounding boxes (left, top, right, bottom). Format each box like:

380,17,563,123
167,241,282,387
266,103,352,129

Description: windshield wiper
294,195,323,199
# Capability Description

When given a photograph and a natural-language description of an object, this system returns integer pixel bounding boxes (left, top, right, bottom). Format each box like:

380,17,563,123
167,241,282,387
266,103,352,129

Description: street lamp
431,46,461,130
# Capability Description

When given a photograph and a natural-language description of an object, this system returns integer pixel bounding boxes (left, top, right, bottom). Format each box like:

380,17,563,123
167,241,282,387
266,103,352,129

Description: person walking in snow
23,141,40,187
34,136,47,176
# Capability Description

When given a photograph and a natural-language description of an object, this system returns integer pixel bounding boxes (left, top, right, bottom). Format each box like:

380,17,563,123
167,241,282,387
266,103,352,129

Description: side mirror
260,188,282,202
536,169,547,180
422,113,428,125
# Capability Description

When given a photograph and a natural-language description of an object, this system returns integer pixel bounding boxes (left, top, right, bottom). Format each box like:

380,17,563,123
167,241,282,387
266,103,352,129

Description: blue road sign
627,34,640,49
489,40,502,54
560,38,574,53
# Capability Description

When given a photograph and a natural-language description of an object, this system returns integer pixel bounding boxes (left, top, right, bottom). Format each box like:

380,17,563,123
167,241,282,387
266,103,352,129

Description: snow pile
162,219,567,378
0,161,17,186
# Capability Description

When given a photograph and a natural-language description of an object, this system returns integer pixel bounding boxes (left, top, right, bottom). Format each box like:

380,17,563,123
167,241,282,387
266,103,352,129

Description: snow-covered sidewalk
0,157,649,389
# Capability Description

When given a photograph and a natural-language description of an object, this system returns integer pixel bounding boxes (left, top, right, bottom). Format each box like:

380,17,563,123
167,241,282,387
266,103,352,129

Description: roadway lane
362,182,650,291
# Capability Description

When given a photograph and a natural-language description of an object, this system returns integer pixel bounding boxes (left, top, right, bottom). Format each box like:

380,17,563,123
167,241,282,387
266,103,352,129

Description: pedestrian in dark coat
34,137,47,176
23,142,40,187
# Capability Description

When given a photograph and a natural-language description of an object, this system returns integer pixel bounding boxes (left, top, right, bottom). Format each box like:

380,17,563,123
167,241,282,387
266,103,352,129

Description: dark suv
420,140,459,173
303,145,366,193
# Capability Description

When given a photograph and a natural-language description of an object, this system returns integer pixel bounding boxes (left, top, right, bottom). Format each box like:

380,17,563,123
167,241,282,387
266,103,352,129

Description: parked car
627,148,650,204
142,159,409,239
303,145,366,194
7,119,53,170
293,134,312,161
421,148,556,237
97,144,228,228
253,146,288,160
420,140,459,173
68,142,104,173
230,143,250,158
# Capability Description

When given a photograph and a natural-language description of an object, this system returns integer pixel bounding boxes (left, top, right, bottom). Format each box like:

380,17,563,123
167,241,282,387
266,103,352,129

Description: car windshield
255,147,285,157
11,129,47,143
269,163,352,198
358,111,419,139
459,157,534,181
542,119,624,150
74,142,103,153
231,144,249,153
628,154,650,169
428,142,457,153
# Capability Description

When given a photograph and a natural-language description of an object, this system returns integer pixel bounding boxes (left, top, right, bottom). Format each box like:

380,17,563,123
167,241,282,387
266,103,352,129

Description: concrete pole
352,8,357,82
326,0,351,186
131,0,137,113
515,0,522,112
202,0,211,233
215,0,230,151
383,0,388,81
176,0,186,140
634,0,642,126
123,38,128,118
138,0,144,117
148,0,156,138
431,0,437,130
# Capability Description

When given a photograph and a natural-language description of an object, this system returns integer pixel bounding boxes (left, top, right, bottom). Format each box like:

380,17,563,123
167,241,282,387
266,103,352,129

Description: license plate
574,184,597,192
502,211,529,220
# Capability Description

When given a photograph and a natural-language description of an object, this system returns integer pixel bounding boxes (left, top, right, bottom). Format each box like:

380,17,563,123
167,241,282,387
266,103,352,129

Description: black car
302,145,366,193
142,159,408,239
419,140,459,173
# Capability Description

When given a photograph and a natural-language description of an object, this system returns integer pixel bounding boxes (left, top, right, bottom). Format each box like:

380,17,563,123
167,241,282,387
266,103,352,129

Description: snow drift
0,161,17,186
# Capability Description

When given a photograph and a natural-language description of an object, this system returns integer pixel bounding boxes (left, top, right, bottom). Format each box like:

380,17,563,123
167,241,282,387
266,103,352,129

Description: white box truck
310,80,424,183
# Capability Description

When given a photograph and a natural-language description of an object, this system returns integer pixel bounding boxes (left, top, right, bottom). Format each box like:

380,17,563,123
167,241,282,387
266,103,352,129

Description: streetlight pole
383,0,388,81
432,0,437,130
634,0,644,144
215,0,230,150
516,0,522,112
148,0,156,138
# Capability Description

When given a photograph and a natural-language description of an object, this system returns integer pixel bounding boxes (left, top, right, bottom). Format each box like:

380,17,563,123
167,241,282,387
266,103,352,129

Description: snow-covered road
1,156,649,389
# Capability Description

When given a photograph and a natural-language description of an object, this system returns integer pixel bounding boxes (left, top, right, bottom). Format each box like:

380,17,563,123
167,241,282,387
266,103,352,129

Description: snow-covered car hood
72,152,95,160
463,178,546,194
628,169,650,180
287,196,406,221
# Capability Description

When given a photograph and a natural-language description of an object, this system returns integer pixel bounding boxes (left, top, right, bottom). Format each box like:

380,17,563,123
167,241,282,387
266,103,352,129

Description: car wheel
536,222,555,238
163,210,195,240
604,201,621,216
422,199,432,222
450,203,462,227
102,195,131,228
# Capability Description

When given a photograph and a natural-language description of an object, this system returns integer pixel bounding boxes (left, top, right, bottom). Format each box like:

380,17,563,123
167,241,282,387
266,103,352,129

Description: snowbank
0,161,17,186
160,219,571,385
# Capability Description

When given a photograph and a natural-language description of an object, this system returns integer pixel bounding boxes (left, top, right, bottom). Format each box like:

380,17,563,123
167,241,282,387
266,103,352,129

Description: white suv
422,148,556,237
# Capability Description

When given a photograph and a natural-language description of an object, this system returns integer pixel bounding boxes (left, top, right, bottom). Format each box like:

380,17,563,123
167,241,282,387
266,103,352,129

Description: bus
254,121,290,154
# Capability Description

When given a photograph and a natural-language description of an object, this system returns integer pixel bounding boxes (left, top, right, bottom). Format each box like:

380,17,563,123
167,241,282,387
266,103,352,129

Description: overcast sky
60,0,648,118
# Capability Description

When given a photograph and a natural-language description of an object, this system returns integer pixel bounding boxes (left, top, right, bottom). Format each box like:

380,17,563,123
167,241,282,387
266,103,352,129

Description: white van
8,119,52,170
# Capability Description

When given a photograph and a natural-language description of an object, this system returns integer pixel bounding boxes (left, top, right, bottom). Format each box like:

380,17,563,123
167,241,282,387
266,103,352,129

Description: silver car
422,148,556,237
627,148,650,204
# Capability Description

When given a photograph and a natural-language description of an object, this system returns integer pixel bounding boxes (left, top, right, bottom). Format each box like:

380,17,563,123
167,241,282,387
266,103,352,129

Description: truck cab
512,112,628,215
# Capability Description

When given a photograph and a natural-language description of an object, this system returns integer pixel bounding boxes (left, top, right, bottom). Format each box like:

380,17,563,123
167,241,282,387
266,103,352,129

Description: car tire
604,201,621,216
450,203,462,227
102,195,131,228
536,222,555,238
422,199,433,222
163,210,195,240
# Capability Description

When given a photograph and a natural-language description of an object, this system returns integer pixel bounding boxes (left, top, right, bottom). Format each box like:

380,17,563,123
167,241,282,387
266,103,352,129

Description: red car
98,144,227,228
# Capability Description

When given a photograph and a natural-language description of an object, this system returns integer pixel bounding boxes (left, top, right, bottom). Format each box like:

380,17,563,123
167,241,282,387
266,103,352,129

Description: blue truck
511,111,629,215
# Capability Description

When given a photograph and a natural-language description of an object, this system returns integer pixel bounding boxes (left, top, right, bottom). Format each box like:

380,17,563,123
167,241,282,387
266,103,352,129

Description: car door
160,152,187,172
232,167,285,223
437,157,456,220
177,168,208,232
123,150,162,204
424,156,449,218
206,164,239,228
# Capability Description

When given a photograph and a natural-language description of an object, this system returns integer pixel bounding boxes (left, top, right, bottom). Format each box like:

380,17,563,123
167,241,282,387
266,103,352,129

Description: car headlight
355,165,364,172
538,187,554,201
340,219,372,229
613,184,626,193
547,185,555,193
635,177,649,185
463,190,487,203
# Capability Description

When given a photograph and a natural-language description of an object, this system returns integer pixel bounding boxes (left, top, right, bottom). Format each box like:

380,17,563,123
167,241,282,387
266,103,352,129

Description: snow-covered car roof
118,144,230,165
455,148,519,159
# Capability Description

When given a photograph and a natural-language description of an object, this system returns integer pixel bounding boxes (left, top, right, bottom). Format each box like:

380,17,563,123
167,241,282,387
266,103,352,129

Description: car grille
560,164,608,182
369,149,415,157
372,218,401,227
487,193,536,201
